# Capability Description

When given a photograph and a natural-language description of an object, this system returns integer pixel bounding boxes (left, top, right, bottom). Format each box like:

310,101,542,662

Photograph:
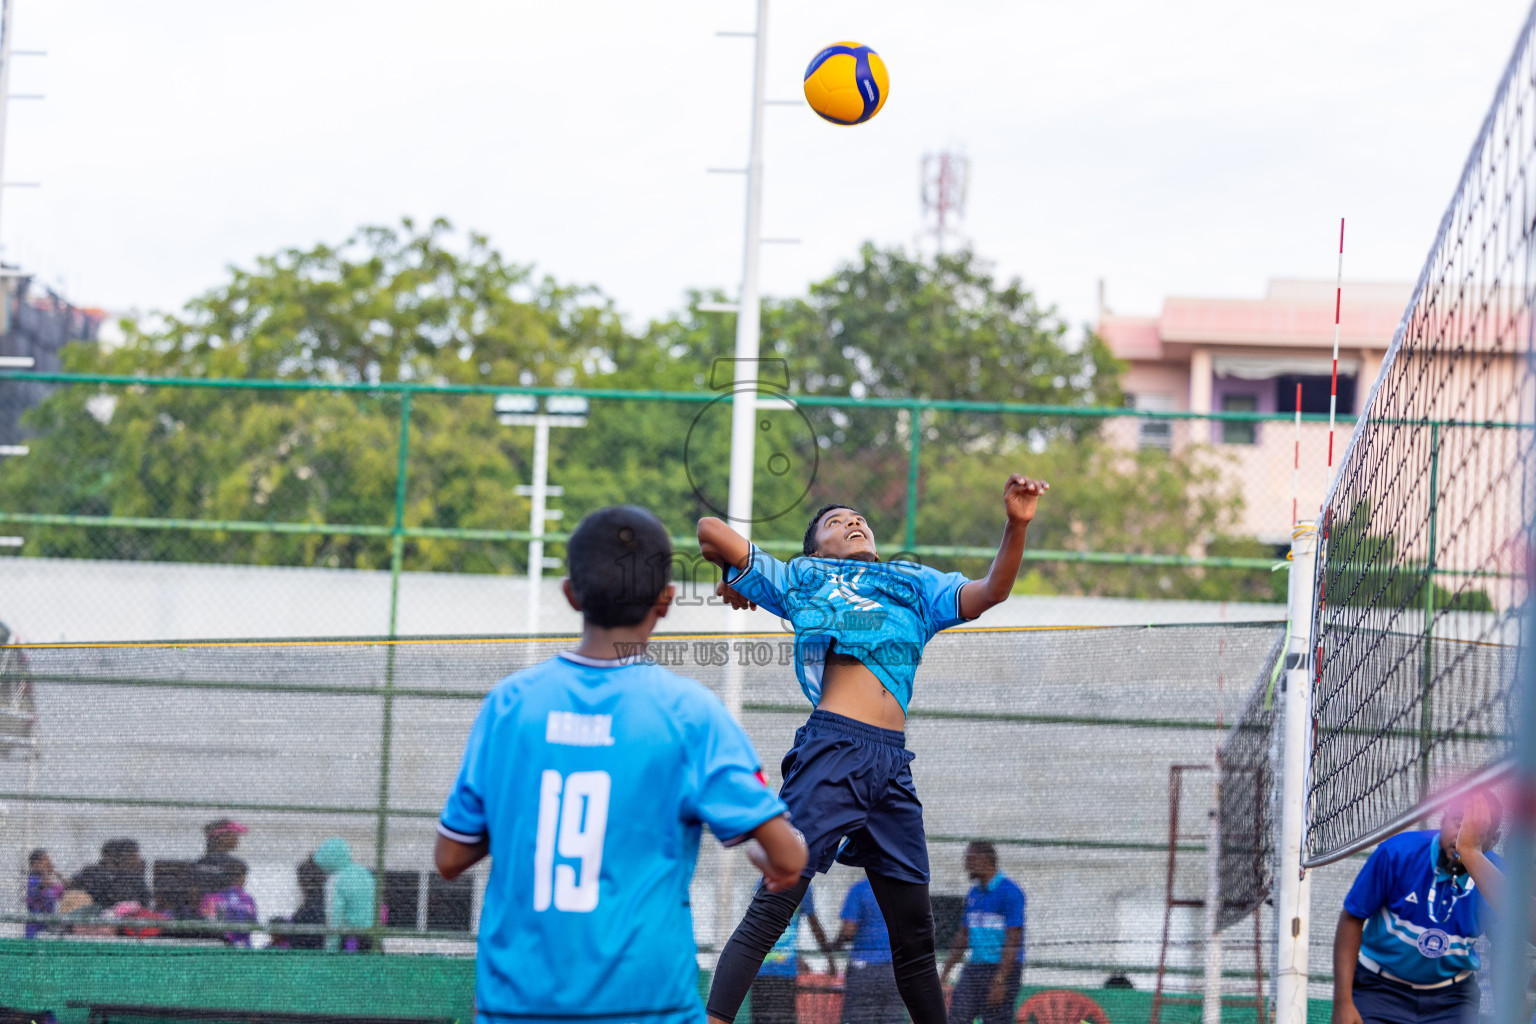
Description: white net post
1274,527,1316,1024
1202,757,1225,1024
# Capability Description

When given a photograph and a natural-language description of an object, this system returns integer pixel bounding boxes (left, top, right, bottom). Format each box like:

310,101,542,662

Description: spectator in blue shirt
753,884,834,1024
838,877,904,1024
942,842,1025,1024
1332,793,1508,1024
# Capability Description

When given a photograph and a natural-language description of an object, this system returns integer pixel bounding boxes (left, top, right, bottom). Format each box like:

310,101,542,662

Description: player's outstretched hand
717,580,757,611
1455,793,1492,860
1003,473,1050,525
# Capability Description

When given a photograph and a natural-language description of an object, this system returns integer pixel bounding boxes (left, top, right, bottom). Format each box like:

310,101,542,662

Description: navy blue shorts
1351,965,1478,1024
778,709,929,884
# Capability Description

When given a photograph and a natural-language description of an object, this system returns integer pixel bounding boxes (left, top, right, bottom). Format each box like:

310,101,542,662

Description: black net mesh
1216,636,1285,932
0,624,1286,1016
1307,4,1536,865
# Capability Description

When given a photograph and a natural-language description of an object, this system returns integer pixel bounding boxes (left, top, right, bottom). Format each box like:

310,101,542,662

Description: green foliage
0,224,1272,601
1322,501,1494,614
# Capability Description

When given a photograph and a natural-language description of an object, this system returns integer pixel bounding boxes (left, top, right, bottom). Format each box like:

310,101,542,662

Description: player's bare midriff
817,650,907,731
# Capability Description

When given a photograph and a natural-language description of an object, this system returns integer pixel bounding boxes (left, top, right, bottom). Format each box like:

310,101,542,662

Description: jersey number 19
534,769,611,913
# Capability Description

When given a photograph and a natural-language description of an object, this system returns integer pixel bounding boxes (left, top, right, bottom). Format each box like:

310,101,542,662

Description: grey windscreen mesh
0,624,1288,1003
1216,638,1285,933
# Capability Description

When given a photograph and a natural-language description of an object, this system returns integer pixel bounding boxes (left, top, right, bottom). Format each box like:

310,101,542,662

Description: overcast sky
3,0,1532,336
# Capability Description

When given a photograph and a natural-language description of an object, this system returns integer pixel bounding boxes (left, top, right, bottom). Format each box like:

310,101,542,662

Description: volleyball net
1303,2,1536,867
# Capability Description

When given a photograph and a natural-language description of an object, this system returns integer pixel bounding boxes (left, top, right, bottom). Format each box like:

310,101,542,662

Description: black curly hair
802,503,863,556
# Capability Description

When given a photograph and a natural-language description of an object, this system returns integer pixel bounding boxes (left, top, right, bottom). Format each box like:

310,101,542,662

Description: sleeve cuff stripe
437,821,487,844
718,809,788,848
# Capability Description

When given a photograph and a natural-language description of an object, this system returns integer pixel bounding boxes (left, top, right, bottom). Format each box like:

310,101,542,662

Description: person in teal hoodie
313,837,376,952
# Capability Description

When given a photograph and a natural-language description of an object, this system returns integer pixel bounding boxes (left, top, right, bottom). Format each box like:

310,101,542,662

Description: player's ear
561,578,581,612
653,583,676,620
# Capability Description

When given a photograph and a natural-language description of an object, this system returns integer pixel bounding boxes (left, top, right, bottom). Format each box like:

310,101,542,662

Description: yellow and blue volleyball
802,42,888,125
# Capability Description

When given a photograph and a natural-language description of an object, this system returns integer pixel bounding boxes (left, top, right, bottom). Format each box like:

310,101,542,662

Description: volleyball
802,42,888,125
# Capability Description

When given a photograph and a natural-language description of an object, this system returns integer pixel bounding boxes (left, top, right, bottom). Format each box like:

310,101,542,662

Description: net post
1274,525,1316,1024
1202,754,1224,1024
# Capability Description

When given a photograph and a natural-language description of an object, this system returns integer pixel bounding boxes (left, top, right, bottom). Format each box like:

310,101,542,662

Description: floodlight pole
0,0,14,247
1274,528,1316,1024
715,0,769,954
726,0,768,550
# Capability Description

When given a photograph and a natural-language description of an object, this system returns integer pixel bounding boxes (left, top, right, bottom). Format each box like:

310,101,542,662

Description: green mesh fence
0,624,1292,1018
0,373,1340,642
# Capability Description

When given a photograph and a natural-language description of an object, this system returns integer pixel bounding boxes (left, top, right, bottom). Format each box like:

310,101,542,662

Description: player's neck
573,624,655,661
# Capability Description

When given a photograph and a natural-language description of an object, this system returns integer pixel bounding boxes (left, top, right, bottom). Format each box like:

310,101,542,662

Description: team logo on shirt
1404,892,1418,903
1417,928,1452,957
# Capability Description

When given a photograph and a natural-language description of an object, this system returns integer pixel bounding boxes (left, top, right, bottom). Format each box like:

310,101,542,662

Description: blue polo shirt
760,886,816,978
964,874,1025,965
840,879,892,965
1343,829,1501,987
723,544,974,712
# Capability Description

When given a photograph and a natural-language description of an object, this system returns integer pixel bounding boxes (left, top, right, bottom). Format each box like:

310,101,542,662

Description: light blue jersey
723,544,973,711
439,651,787,1023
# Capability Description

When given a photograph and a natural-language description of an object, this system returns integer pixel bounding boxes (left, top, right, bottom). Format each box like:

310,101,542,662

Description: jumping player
699,473,1049,1024
435,505,808,1024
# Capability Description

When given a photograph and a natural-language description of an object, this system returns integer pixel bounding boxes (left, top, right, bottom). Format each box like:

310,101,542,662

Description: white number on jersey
533,769,611,913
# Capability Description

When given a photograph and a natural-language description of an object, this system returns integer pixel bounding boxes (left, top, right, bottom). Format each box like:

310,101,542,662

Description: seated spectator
269,856,327,950
313,837,376,952
69,839,151,911
192,819,248,902
24,849,64,938
198,860,258,947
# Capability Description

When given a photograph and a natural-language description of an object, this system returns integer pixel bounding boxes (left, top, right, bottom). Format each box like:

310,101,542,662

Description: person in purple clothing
838,877,904,1024
198,860,258,947
25,849,64,938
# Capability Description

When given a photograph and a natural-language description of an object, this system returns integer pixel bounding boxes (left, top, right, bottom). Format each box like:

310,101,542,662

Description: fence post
904,403,921,551
374,388,412,949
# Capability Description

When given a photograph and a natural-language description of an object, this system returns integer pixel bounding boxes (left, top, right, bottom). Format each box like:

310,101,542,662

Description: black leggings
706,871,947,1024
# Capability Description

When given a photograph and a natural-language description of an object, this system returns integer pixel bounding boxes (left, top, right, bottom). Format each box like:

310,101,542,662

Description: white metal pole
1275,527,1316,1024
726,0,768,544
526,412,550,635
0,0,15,248
716,0,769,953
1203,761,1225,1024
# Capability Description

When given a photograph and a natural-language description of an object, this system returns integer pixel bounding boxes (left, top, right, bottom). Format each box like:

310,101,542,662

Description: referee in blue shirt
839,877,904,1024
1332,793,1507,1024
942,842,1025,1024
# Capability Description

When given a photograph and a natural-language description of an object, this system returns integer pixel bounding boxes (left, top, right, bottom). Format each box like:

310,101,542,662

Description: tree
0,220,623,571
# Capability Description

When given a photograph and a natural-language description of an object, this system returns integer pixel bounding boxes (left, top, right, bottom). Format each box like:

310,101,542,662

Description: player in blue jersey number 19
433,506,807,1024
700,473,1049,1024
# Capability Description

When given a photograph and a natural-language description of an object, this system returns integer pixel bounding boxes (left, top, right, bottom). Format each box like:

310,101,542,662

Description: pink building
1097,279,1412,544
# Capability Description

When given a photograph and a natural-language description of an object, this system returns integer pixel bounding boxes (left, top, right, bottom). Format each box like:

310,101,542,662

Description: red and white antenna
1326,218,1345,483
1292,382,1303,527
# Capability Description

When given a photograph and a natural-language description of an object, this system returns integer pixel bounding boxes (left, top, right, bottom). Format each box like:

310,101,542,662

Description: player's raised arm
698,517,752,571
958,474,1049,621
698,517,759,611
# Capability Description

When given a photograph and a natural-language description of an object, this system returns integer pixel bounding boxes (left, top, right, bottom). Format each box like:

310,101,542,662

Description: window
1277,374,1355,416
1127,393,1174,450
1220,394,1257,445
